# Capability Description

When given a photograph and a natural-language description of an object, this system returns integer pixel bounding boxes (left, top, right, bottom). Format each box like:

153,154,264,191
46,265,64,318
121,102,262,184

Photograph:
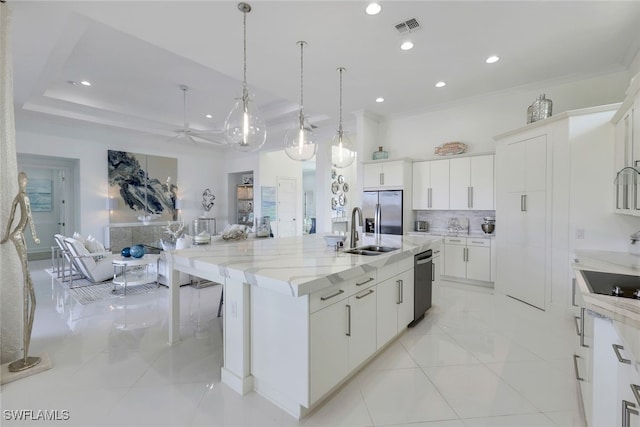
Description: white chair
63,237,119,286
52,234,76,280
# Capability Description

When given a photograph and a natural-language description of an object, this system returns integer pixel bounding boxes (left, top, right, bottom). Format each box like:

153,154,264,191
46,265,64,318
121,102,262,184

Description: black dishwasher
409,250,433,327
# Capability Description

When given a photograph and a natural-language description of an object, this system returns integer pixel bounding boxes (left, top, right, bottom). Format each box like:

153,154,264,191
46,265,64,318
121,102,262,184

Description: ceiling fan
168,85,226,145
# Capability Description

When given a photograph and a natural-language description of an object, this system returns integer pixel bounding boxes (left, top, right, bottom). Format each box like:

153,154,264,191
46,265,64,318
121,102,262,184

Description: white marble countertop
573,249,640,330
170,233,443,297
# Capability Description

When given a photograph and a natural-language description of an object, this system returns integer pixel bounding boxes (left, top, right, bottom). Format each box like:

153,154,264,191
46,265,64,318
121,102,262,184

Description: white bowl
324,235,346,247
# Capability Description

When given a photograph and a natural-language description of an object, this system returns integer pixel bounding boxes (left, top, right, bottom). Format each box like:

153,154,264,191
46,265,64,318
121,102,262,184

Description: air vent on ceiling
394,18,421,34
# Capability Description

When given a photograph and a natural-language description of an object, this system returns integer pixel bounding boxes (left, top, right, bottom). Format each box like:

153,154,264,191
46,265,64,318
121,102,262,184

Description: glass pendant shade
284,114,317,161
284,40,316,161
331,67,355,168
224,2,266,153
225,88,266,152
331,129,355,168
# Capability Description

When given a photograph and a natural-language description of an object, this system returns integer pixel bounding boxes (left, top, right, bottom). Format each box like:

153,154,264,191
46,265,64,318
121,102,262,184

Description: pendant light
284,41,317,161
224,2,266,152
331,67,355,168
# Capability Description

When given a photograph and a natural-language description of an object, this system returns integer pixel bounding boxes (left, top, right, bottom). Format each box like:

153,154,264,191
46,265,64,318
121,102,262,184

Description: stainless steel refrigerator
362,190,403,235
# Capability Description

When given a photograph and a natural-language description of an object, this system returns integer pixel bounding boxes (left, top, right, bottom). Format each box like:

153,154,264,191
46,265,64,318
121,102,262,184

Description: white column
0,3,24,364
221,278,253,394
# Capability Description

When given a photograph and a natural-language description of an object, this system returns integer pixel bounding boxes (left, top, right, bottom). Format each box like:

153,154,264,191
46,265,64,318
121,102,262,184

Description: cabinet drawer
444,236,466,245
467,238,490,247
310,283,350,313
377,257,413,282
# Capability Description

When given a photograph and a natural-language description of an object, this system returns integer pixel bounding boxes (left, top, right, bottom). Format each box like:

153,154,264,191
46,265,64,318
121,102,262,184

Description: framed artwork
261,186,276,221
26,179,53,212
108,150,178,223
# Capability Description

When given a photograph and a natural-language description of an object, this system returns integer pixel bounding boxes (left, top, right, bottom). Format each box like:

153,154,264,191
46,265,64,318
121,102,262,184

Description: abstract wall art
108,150,178,223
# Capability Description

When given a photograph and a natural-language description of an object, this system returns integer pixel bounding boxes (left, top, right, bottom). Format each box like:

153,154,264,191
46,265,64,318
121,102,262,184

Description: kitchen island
165,233,442,418
571,250,640,427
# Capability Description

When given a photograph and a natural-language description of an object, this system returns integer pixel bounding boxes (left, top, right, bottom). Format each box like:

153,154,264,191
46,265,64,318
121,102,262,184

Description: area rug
57,277,160,305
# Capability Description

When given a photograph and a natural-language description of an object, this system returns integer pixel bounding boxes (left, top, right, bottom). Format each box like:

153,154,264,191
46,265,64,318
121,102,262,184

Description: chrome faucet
350,207,363,248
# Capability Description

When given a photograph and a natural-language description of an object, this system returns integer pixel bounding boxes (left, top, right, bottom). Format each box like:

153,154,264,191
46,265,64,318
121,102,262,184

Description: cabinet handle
356,289,375,300
613,344,632,364
631,384,640,406
346,304,351,337
572,354,584,381
471,241,485,244
432,266,435,281
468,187,472,208
580,308,588,348
572,278,578,307
623,401,639,427
400,279,403,303
356,277,375,287
380,173,384,186
428,188,432,208
520,194,528,212
320,289,344,301
396,280,402,304
574,316,581,337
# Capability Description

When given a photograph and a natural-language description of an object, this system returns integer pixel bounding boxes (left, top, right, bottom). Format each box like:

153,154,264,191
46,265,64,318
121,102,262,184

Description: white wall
377,71,630,160
16,126,226,241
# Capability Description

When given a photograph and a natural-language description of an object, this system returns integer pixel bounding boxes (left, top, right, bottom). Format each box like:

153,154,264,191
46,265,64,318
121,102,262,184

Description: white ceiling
10,1,640,151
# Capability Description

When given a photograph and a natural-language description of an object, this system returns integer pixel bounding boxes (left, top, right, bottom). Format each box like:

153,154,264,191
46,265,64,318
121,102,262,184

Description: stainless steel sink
343,245,400,256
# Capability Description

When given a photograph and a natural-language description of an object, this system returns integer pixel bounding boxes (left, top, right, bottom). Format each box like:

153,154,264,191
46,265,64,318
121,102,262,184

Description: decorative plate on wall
331,181,340,194
331,197,338,210
342,183,349,192
339,194,347,206
337,175,345,184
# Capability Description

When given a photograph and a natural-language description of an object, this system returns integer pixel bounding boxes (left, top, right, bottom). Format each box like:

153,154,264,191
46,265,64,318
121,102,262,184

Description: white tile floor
1,260,586,427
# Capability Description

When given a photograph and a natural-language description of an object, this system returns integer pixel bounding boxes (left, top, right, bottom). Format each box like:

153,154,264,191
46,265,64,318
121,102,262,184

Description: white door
412,161,430,209
444,242,466,278
470,155,494,210
466,245,491,282
18,155,76,259
430,159,450,210
449,157,471,210
277,177,297,238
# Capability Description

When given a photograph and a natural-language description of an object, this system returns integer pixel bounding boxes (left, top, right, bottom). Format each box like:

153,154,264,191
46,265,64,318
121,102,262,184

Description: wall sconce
106,198,118,211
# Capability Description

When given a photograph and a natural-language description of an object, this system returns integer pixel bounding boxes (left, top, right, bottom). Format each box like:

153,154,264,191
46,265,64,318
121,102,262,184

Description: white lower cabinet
310,297,350,404
347,284,378,370
433,248,442,287
443,236,491,282
591,316,640,427
376,265,414,349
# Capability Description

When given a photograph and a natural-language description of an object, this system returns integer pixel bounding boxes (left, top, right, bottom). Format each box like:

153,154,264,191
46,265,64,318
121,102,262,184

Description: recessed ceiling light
67,80,78,86
485,55,500,64
375,97,385,103
435,81,446,88
80,80,92,86
400,41,414,51
205,114,213,119
365,3,382,15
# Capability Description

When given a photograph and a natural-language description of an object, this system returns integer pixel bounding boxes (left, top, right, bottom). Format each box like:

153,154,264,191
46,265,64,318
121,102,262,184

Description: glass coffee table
112,254,160,296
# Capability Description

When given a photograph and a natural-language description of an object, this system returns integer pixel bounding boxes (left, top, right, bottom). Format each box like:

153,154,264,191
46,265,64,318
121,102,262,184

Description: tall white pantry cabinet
494,105,618,313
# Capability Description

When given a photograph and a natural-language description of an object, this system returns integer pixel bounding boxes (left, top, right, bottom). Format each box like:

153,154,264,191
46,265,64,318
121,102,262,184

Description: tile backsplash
415,210,496,234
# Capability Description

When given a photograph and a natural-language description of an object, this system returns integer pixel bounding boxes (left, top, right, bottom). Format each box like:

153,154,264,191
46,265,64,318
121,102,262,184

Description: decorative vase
121,247,131,258
372,146,389,160
129,244,145,259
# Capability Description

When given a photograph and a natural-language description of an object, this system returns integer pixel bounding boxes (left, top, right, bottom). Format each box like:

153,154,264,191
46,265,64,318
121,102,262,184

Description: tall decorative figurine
1,172,41,372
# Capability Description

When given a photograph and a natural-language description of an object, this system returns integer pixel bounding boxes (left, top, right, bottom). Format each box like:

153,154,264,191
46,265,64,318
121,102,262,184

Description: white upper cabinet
412,159,449,210
450,155,494,210
363,160,406,189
